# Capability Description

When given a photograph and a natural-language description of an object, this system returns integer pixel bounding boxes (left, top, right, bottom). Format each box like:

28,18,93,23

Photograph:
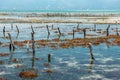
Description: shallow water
0,23,120,80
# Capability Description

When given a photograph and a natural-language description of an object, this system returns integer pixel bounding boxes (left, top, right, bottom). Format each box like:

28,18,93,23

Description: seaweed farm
0,12,120,80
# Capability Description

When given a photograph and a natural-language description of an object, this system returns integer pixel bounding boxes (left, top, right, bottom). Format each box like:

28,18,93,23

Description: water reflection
47,34,50,40
11,24,13,30
8,33,16,64
32,51,35,68
16,32,19,39
26,41,30,54
0,23,120,80
19,53,36,80
8,50,15,64
19,32,36,80
58,35,61,40
88,59,94,73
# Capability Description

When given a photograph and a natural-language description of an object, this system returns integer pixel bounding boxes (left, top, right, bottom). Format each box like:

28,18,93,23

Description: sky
0,0,120,11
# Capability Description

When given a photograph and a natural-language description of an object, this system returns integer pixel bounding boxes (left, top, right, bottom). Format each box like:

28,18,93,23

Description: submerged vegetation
6,35,119,49
0,12,120,80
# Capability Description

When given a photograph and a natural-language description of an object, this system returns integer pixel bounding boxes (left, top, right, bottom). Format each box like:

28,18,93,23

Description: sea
0,10,120,80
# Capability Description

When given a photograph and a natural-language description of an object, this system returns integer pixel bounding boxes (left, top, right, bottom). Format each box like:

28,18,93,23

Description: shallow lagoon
0,23,120,80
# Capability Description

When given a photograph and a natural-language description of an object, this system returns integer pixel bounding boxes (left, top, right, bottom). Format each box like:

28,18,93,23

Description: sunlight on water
0,22,120,80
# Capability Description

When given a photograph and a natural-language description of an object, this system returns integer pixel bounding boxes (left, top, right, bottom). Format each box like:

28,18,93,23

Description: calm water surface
0,23,120,80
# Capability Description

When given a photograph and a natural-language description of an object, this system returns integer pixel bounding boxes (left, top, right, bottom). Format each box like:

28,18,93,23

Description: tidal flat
0,12,120,80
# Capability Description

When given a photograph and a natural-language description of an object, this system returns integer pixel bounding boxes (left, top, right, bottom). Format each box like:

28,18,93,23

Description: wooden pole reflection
26,41,30,53
48,53,51,63
16,32,19,39
94,24,96,31
77,24,79,30
11,24,13,30
88,59,94,73
8,33,15,63
47,33,50,40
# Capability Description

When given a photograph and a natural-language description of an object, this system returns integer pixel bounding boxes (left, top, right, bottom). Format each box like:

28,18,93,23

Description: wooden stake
88,43,95,60
31,25,35,34
16,25,19,39
3,26,5,37
77,24,79,29
8,33,12,43
46,25,50,35
31,32,35,51
8,33,15,52
116,27,119,36
83,28,86,38
58,27,61,35
48,53,51,63
16,25,19,33
106,24,110,36
3,26,5,32
73,29,75,39
31,32,35,68
16,32,19,39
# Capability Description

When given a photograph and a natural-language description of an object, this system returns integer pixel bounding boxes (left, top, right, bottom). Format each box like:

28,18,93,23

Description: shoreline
0,12,120,24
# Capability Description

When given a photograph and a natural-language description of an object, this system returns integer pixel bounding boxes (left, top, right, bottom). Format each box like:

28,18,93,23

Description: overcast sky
0,0,120,10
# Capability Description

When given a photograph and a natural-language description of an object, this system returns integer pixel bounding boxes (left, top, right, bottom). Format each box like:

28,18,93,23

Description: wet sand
0,12,120,24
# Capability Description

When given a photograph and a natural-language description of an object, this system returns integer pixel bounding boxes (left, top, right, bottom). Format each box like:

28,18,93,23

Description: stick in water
88,43,95,60
16,25,20,39
31,25,35,34
46,25,50,35
31,32,35,68
83,28,86,39
73,29,75,39
77,24,79,29
58,27,61,35
48,53,51,63
106,24,110,36
16,25,19,33
8,33,15,51
3,26,5,37
116,27,119,36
